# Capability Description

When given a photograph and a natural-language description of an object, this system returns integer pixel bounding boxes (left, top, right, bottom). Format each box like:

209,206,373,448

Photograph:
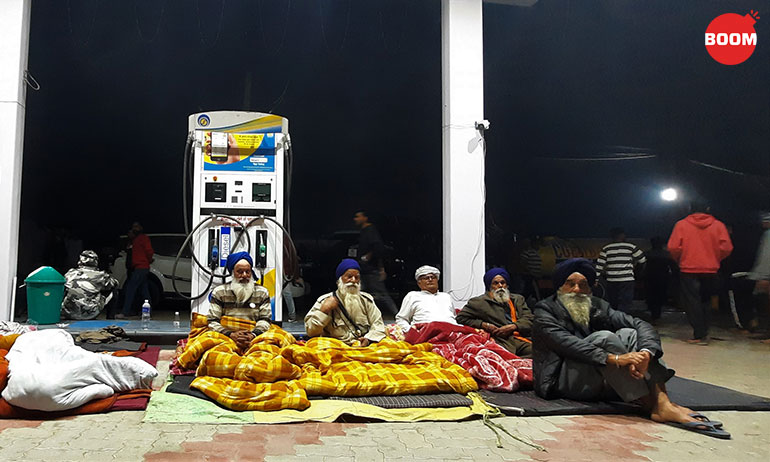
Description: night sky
18,0,769,277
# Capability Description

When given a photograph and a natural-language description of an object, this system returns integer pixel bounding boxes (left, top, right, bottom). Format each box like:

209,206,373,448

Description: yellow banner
231,134,265,150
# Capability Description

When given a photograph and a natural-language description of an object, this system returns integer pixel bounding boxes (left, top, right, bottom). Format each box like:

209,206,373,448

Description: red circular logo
705,11,759,65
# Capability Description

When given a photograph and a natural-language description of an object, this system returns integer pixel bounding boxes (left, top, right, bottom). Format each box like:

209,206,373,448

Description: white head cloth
415,265,440,281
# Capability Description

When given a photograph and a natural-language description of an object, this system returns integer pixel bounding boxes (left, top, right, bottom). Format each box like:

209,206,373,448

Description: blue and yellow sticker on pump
203,132,276,172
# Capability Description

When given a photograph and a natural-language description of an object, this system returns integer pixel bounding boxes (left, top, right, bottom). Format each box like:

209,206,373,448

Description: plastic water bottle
173,311,181,330
141,300,151,330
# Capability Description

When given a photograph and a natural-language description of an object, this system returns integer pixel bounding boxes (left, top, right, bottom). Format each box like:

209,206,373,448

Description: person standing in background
749,212,770,342
596,228,646,313
118,222,154,318
645,237,678,323
667,203,733,345
353,210,398,316
519,236,544,302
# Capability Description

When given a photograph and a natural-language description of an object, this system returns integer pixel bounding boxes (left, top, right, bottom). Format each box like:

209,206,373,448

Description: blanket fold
404,322,533,392
179,318,478,411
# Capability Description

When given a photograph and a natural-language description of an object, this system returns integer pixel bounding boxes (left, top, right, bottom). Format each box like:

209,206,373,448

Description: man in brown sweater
456,268,534,358
207,252,272,350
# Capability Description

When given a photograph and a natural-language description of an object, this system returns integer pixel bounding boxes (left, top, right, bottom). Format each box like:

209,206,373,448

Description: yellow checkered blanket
177,317,478,411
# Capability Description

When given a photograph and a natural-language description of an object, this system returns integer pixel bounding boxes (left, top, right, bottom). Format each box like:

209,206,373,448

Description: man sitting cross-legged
532,258,729,439
305,259,386,346
207,251,272,350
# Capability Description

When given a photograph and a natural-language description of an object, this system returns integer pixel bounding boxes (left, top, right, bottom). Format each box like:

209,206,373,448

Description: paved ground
1,308,769,461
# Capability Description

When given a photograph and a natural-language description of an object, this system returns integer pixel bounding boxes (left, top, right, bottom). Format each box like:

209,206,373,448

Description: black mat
481,376,770,416
166,374,221,404
327,393,473,409
167,375,472,409
77,340,145,352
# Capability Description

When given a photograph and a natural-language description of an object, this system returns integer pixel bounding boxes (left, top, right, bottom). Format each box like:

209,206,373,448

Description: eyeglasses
418,275,438,281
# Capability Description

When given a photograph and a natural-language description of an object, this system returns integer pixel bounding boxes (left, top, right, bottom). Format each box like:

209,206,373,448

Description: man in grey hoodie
750,212,770,343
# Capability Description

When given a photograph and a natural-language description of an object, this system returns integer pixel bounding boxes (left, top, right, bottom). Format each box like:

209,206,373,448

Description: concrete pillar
0,0,31,321
442,0,486,308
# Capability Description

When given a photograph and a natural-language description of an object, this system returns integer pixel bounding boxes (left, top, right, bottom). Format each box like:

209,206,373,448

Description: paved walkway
1,310,768,461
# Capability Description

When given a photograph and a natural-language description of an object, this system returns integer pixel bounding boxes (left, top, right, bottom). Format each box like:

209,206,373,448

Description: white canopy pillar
0,0,31,321
441,0,486,308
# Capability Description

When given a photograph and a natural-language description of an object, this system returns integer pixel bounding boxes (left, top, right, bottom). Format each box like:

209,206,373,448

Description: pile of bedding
1,329,157,412
177,316,478,411
404,322,533,392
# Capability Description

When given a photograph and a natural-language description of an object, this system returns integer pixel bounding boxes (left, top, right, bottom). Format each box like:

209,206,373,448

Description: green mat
144,383,254,424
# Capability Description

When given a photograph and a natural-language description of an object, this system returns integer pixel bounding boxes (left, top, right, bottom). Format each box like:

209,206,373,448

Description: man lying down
532,258,730,439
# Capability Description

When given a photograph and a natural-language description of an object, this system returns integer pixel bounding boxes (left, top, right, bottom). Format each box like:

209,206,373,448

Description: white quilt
1,329,157,411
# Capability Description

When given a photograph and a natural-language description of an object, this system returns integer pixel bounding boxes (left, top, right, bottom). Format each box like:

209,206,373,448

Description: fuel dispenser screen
205,182,227,202
252,183,271,202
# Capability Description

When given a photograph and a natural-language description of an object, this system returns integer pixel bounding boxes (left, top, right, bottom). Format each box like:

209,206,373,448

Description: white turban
415,265,440,281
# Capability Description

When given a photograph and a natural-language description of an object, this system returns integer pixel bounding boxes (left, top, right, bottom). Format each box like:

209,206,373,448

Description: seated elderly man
208,251,272,350
395,265,457,332
533,258,729,439
456,268,534,358
305,259,386,346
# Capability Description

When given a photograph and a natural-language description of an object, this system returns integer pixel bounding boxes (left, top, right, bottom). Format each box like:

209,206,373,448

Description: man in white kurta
395,266,457,331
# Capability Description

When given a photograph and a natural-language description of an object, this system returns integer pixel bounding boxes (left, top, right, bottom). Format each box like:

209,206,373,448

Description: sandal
688,412,723,428
666,421,731,439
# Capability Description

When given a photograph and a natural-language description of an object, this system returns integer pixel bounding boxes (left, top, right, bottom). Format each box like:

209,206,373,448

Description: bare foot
650,401,697,424
672,402,696,415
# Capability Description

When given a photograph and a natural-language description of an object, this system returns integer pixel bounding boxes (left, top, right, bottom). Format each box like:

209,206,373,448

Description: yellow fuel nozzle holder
24,266,66,325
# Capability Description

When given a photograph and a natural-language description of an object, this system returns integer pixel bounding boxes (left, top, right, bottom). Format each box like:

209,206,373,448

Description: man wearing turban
207,251,272,349
395,265,457,332
532,258,729,438
456,268,534,358
304,259,386,346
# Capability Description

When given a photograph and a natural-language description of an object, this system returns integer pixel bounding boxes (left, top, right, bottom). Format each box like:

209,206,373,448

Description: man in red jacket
667,202,733,344
118,222,155,318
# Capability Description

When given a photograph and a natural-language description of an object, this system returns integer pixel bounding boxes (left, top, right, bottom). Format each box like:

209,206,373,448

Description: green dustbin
25,266,66,324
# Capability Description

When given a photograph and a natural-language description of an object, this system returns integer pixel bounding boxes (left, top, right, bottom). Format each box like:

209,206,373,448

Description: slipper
667,421,731,439
688,412,723,428
686,337,709,345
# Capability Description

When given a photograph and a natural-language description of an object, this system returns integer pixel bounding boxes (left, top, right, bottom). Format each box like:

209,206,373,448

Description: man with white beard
305,259,386,346
208,252,272,350
532,258,729,439
456,268,534,358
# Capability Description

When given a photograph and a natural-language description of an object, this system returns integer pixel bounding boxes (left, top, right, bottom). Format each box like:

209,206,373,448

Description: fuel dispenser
179,111,290,321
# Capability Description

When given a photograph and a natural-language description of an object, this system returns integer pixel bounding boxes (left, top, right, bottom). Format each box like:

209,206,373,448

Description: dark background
18,0,769,289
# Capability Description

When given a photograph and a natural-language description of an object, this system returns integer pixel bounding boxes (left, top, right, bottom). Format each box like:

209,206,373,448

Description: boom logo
705,10,760,65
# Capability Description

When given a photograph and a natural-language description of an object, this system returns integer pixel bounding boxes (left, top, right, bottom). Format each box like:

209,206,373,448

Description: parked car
110,234,192,308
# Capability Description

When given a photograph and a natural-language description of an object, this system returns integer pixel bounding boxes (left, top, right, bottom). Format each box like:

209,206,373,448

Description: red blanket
404,322,533,392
